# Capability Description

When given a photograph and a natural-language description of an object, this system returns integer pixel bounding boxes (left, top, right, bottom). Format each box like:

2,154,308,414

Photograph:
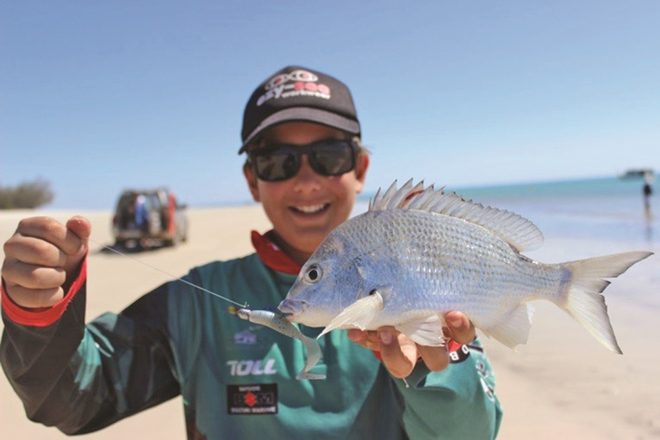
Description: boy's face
244,122,369,262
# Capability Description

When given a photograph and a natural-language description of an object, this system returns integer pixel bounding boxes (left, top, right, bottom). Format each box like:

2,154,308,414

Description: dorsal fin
368,180,544,252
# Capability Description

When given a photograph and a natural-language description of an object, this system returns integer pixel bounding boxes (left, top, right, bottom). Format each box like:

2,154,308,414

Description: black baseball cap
238,65,361,153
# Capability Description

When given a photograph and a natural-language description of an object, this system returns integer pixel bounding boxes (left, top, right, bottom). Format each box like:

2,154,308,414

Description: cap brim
238,107,360,154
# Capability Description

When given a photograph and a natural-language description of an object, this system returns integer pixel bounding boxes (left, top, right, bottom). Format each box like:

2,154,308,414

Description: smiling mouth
290,203,330,215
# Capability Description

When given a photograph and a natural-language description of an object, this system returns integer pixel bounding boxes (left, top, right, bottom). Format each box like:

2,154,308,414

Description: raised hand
2,216,90,309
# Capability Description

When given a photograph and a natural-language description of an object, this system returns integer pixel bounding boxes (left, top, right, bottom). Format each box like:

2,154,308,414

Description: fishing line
90,238,248,309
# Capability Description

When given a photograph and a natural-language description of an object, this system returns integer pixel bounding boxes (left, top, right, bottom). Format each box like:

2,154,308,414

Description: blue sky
2,0,659,209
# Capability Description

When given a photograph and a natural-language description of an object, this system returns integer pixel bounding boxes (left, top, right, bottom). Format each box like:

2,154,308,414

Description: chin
290,236,325,254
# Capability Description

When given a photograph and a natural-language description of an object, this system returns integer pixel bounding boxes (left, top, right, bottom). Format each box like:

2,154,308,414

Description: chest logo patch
227,383,278,415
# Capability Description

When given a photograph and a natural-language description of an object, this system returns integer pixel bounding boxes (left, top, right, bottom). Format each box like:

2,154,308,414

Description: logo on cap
257,69,331,106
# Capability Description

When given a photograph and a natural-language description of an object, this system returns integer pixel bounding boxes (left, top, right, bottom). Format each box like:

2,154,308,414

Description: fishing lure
235,308,325,380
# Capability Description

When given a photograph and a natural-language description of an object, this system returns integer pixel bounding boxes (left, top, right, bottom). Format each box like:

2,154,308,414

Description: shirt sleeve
0,263,181,435
393,340,502,440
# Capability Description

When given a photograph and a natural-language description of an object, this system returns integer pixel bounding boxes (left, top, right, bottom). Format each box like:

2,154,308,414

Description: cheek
257,184,287,209
324,179,349,201
337,175,362,198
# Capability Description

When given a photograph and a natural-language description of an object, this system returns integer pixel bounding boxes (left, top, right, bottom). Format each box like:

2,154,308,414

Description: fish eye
304,264,322,283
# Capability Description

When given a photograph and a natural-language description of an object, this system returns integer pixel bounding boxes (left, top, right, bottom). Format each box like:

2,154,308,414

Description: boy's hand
2,216,90,309
347,311,475,378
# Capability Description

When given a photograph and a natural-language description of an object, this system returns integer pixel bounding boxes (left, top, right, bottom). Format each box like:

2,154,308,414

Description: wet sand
1,207,658,439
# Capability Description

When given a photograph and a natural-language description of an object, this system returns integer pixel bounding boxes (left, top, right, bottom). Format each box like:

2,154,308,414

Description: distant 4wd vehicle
112,188,188,248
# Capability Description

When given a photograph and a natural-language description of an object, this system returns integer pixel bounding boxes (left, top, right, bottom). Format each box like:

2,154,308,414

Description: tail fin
562,251,653,354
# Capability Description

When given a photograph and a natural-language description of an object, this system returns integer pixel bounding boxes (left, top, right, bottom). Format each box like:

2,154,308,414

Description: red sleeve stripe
1,259,87,327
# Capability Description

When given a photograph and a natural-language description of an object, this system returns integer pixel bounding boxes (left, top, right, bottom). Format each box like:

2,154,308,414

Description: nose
292,156,322,192
278,298,307,315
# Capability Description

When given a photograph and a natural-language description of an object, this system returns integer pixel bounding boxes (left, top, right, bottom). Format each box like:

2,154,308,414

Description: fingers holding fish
377,327,418,379
342,314,473,378
347,329,381,351
443,311,476,344
346,328,418,377
417,345,450,372
415,311,473,371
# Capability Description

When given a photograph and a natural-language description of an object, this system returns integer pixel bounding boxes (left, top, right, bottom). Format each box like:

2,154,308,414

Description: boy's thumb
66,216,92,247
62,216,91,287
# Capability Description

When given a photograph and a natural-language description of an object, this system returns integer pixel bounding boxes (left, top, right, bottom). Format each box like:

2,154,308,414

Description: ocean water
353,176,658,247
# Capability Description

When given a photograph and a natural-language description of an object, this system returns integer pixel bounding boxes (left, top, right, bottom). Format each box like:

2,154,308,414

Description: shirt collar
250,230,302,275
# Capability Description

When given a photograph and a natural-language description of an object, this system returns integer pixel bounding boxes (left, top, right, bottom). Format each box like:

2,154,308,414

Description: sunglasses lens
309,141,355,176
250,139,356,181
253,150,299,181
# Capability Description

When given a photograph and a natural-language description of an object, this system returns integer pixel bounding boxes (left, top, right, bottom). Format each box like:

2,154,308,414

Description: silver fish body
279,180,652,352
285,209,563,328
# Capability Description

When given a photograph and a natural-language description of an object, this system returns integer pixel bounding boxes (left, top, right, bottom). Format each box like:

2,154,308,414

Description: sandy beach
1,206,659,439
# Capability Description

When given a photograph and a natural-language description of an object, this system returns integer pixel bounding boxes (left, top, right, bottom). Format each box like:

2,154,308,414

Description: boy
1,66,501,438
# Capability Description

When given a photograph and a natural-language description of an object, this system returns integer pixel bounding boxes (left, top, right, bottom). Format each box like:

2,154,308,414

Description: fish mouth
278,298,308,317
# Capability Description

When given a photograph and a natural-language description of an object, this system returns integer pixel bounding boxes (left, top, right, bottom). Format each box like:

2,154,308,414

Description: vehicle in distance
112,188,188,248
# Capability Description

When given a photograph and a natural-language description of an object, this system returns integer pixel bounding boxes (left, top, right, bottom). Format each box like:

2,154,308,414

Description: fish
278,179,653,353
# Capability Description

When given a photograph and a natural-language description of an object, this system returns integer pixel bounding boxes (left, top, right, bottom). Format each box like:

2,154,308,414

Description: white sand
1,208,658,439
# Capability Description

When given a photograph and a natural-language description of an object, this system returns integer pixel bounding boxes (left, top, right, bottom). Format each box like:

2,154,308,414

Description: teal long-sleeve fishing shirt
1,238,502,439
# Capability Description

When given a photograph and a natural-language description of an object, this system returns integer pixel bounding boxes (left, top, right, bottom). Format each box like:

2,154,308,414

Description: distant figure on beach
0,66,501,438
643,171,654,221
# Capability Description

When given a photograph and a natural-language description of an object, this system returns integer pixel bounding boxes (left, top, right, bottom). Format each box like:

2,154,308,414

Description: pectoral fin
482,303,534,349
318,291,384,339
396,314,447,347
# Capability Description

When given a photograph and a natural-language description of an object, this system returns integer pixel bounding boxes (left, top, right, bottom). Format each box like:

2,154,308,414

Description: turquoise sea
354,176,658,246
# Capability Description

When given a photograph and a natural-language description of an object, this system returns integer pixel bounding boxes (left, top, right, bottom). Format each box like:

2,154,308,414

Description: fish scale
279,180,652,353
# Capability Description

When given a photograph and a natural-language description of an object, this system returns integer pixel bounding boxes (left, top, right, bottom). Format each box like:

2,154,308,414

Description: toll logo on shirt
227,383,278,415
226,359,277,376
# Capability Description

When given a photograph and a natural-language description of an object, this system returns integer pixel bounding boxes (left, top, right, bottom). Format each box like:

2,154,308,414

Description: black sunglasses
248,138,358,182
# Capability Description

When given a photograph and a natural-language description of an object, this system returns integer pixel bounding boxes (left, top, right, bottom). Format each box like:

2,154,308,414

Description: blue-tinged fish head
279,235,365,328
